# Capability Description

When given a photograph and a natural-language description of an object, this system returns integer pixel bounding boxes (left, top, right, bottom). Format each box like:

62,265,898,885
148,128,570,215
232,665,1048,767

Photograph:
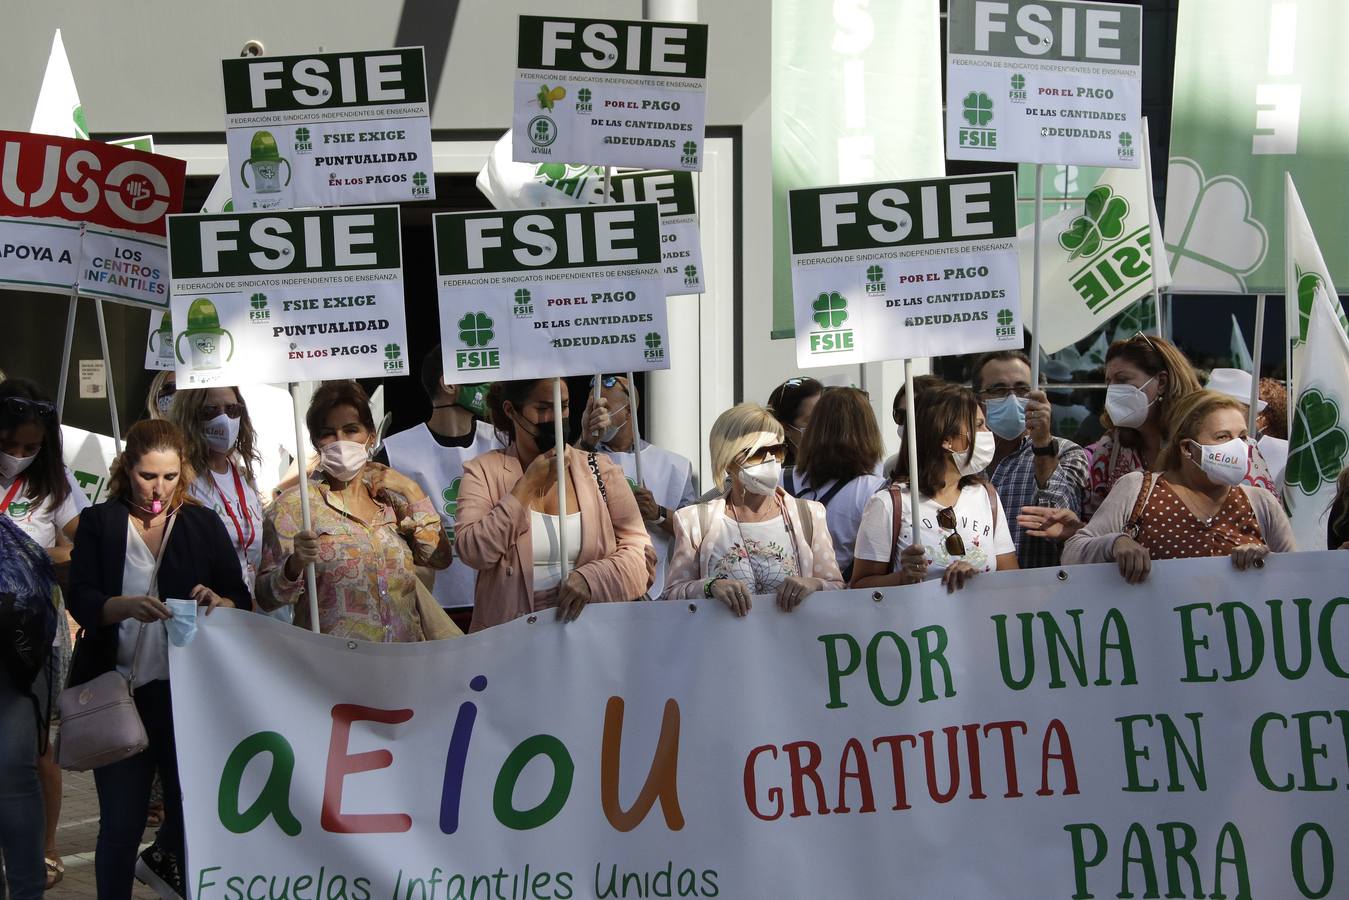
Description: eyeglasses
741,443,788,466
979,384,1032,400
199,403,244,420
2,397,57,420
156,385,176,399
936,506,966,556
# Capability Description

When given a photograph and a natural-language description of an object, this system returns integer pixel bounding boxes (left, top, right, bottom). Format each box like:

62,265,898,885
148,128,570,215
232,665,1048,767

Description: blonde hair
1155,390,1247,473
709,403,784,487
168,386,260,485
146,370,176,420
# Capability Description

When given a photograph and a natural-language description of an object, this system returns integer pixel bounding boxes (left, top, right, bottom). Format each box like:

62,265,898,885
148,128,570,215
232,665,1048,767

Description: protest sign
789,173,1021,368
609,169,702,295
0,131,185,308
513,16,708,171
222,49,434,210
145,309,174,370
61,424,116,504
434,202,668,381
172,554,1349,899
166,206,408,388
946,0,1142,167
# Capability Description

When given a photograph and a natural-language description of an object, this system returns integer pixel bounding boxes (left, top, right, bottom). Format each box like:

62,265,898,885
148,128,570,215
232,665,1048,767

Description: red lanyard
212,463,255,552
0,476,24,515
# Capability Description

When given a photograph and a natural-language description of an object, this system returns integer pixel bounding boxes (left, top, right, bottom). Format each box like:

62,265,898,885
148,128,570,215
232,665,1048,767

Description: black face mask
524,416,570,453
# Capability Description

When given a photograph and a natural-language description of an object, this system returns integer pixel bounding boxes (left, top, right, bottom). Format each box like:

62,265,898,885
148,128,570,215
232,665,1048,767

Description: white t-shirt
188,463,263,592
0,469,89,550
705,513,801,594
382,421,504,608
781,470,886,573
116,526,168,688
598,440,698,599
854,483,1015,577
531,510,582,593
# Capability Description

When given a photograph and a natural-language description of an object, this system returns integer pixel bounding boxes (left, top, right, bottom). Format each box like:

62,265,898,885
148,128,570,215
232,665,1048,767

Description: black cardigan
67,500,253,681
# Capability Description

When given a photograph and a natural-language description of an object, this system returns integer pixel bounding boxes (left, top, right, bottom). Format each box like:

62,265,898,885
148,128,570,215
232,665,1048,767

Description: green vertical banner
770,0,945,338
1165,0,1349,293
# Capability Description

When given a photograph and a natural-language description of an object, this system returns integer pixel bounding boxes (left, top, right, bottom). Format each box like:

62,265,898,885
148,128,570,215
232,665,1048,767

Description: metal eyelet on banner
871,592,884,603
527,615,538,624
346,641,357,650
1056,570,1069,581
688,603,697,613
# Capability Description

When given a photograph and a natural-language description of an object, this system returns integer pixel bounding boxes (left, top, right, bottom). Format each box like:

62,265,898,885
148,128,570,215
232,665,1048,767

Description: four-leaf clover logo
1058,185,1130,260
412,171,428,188
249,293,267,310
682,141,698,157
1118,132,1133,148
514,288,532,304
577,88,592,104
1010,74,1026,91
442,477,462,520
866,264,884,284
1164,158,1268,292
645,332,662,349
683,265,697,279
962,92,994,127
812,292,848,329
295,127,310,144
384,344,401,360
996,309,1014,326
458,312,495,347
1286,389,1349,495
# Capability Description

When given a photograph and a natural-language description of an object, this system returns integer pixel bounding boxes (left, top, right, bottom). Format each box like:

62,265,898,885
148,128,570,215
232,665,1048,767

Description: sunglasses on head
741,443,788,466
936,506,966,556
2,397,57,421
199,403,244,420
598,375,625,389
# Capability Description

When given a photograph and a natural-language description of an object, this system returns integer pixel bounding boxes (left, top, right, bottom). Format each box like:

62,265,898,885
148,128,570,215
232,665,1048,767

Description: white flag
200,172,235,214
1285,287,1349,549
1230,315,1253,370
1020,150,1162,354
30,30,86,139
1286,173,1349,380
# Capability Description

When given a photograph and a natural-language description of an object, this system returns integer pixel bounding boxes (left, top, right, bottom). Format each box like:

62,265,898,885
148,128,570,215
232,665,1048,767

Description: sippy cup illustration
147,314,174,366
240,130,291,194
175,298,235,371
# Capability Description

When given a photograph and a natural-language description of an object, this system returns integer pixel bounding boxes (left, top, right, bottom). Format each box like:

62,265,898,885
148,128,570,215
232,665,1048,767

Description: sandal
46,856,65,889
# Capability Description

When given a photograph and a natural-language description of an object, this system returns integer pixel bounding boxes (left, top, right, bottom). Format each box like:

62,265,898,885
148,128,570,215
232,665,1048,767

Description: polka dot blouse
1134,477,1265,560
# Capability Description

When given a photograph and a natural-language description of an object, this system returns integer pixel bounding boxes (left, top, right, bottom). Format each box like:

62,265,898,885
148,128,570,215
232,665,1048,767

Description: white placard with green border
166,207,408,388
946,0,1142,167
434,203,669,381
512,16,708,172
610,169,702,295
789,173,1022,368
222,49,435,210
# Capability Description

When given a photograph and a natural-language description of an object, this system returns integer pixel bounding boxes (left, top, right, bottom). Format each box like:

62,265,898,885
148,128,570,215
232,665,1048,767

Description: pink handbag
56,514,175,771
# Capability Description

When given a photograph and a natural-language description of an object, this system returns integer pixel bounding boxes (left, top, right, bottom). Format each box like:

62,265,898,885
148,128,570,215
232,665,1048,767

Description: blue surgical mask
165,599,198,647
985,394,1028,440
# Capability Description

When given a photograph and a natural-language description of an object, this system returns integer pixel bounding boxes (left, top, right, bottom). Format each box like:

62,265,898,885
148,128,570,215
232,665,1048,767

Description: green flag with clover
1017,152,1162,355
1285,174,1349,387
1285,285,1349,548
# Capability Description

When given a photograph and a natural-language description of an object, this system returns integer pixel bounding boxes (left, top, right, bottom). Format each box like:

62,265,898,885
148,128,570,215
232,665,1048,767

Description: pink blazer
455,447,655,631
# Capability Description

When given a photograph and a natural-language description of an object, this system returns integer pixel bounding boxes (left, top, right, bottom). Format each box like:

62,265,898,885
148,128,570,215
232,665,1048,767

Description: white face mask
203,414,240,454
951,430,996,476
737,458,782,496
1104,375,1157,429
896,423,905,445
0,451,37,481
600,407,628,444
319,440,370,483
1188,437,1249,486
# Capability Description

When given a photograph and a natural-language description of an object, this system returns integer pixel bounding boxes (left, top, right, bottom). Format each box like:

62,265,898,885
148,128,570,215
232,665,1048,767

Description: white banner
222,49,435,210
946,0,1143,167
789,174,1022,368
512,16,708,171
166,206,408,388
433,203,670,381
172,554,1349,899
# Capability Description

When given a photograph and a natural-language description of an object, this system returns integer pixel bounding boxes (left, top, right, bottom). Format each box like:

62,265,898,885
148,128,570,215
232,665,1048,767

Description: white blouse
115,524,169,687
530,510,582,592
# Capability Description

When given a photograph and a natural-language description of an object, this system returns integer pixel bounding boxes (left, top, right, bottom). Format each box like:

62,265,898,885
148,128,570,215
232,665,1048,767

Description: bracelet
703,576,723,598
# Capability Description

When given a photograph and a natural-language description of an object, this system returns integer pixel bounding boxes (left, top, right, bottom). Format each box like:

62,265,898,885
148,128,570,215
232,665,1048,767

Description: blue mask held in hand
165,599,198,648
985,394,1029,441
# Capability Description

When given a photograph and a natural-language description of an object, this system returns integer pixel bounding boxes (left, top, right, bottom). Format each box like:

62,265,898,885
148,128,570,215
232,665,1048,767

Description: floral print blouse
257,470,450,642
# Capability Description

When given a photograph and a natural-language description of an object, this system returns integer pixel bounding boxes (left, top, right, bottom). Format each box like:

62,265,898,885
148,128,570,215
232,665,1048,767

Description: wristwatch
653,505,669,525
1032,439,1059,457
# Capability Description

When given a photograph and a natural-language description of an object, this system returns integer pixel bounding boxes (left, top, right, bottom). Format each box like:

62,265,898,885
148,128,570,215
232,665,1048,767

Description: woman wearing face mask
67,420,249,900
145,370,175,421
1083,334,1202,520
767,377,823,469
169,387,263,592
0,380,87,891
455,379,654,631
664,403,844,612
257,381,450,640
1063,391,1295,582
851,385,1018,594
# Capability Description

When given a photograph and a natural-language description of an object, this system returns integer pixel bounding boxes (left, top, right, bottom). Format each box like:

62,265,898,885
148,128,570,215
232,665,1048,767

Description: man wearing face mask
257,381,452,641
577,374,698,599
1064,390,1295,581
970,351,1089,569
377,347,502,626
